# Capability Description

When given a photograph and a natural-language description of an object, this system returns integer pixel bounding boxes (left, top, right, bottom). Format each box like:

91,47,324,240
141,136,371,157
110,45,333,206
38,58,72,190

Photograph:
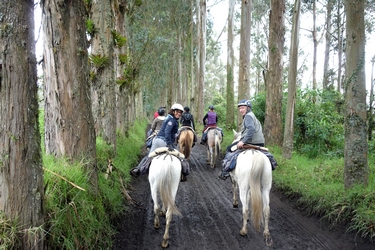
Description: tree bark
0,1,44,248
226,0,236,130
283,0,301,159
344,0,368,188
323,0,333,90
91,0,117,155
237,0,252,129
42,0,98,192
197,0,206,123
264,0,285,146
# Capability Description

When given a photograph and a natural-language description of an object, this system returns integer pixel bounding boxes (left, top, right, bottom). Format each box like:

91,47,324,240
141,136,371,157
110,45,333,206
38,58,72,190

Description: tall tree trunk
337,1,344,92
283,0,301,159
113,0,128,136
197,0,206,122
42,0,98,192
237,0,252,129
226,0,236,130
323,0,333,90
194,0,201,123
264,0,285,146
91,0,116,155
0,1,44,248
344,0,368,188
312,0,317,90
369,56,375,141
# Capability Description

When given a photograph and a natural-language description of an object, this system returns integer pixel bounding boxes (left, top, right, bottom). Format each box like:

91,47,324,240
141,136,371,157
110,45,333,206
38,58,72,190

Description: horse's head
232,129,241,143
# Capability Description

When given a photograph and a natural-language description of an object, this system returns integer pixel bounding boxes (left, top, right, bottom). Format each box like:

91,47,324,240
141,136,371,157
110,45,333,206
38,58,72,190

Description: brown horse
178,127,194,159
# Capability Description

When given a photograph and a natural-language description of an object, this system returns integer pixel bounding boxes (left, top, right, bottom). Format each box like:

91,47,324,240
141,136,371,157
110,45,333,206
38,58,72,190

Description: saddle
140,147,190,176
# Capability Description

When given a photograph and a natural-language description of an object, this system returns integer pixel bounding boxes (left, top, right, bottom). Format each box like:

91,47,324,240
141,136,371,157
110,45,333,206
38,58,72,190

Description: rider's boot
180,174,187,182
130,167,140,177
218,170,230,180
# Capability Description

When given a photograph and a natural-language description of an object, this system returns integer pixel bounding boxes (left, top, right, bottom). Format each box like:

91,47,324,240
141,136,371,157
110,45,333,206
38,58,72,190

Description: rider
218,99,265,180
150,107,166,134
176,106,197,146
130,103,184,178
200,105,217,144
146,107,166,149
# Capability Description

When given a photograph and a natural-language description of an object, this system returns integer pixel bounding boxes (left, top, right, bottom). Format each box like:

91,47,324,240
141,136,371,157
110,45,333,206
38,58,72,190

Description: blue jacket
157,114,179,146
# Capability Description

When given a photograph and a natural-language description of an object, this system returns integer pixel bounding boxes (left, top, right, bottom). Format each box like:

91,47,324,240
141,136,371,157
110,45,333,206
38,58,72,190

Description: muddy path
113,142,374,250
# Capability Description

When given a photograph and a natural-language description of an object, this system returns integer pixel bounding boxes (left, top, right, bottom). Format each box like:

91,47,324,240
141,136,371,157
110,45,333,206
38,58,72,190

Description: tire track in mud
113,142,375,250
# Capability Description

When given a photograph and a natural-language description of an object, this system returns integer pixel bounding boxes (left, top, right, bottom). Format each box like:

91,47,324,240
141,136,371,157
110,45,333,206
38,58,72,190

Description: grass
42,119,147,249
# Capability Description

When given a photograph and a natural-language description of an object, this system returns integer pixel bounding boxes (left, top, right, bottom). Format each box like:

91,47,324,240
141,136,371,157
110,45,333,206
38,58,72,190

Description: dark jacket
180,112,195,130
157,114,179,146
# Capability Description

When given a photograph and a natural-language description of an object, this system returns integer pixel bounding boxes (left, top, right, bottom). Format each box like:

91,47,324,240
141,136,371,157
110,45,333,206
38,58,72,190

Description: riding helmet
237,99,252,108
209,105,215,110
184,106,190,112
171,103,184,112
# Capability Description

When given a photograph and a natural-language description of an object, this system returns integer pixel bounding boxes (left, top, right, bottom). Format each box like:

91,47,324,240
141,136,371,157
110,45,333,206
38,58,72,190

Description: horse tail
214,130,221,156
249,152,264,232
159,156,182,216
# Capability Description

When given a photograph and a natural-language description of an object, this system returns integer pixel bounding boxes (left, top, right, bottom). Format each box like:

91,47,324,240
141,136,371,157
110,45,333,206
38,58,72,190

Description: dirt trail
113,143,374,250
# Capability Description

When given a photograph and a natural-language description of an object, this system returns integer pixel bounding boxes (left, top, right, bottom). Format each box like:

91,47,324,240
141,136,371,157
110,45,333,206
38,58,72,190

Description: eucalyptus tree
283,0,301,159
197,0,207,123
0,1,44,248
344,0,368,188
323,0,334,90
42,0,98,192
264,0,285,146
237,0,252,129
90,0,117,154
226,0,236,130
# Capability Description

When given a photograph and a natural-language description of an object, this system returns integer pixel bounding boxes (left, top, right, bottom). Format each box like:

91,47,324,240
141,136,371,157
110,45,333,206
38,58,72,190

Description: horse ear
232,129,237,135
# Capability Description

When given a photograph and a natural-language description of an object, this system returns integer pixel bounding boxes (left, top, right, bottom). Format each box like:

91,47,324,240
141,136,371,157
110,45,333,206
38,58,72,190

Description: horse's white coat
230,131,273,246
148,154,182,248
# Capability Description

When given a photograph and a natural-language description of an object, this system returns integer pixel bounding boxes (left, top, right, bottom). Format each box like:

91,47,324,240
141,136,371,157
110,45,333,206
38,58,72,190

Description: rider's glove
167,144,174,151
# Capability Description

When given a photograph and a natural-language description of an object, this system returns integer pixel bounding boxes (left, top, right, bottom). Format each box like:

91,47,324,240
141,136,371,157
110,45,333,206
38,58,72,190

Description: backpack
183,113,192,121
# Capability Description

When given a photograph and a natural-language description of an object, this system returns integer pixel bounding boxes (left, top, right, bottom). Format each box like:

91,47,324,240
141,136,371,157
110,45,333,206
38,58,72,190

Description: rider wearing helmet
153,106,166,119
130,103,184,178
200,105,218,144
236,99,264,148
218,99,265,180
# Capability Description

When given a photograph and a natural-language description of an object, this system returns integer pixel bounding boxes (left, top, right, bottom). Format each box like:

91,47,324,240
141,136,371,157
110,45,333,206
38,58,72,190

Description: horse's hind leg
262,191,273,246
151,188,160,229
161,207,173,248
232,180,239,208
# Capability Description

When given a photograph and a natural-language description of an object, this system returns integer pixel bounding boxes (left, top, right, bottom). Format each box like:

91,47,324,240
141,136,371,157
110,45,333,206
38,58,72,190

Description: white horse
230,130,273,246
206,128,222,168
148,153,182,248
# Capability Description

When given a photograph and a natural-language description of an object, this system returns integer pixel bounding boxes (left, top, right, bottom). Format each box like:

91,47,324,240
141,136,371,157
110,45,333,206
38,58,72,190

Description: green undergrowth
43,119,147,249
271,146,375,242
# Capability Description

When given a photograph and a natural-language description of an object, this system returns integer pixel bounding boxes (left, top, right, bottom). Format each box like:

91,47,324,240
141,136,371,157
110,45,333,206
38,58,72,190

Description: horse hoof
154,223,160,229
265,236,273,247
240,229,247,236
233,204,238,208
161,239,169,248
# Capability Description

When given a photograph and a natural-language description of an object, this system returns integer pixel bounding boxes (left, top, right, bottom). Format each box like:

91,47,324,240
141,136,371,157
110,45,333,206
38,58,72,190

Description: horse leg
151,187,160,229
209,147,215,168
161,207,172,248
206,148,211,165
239,186,249,236
232,180,239,208
262,188,273,246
